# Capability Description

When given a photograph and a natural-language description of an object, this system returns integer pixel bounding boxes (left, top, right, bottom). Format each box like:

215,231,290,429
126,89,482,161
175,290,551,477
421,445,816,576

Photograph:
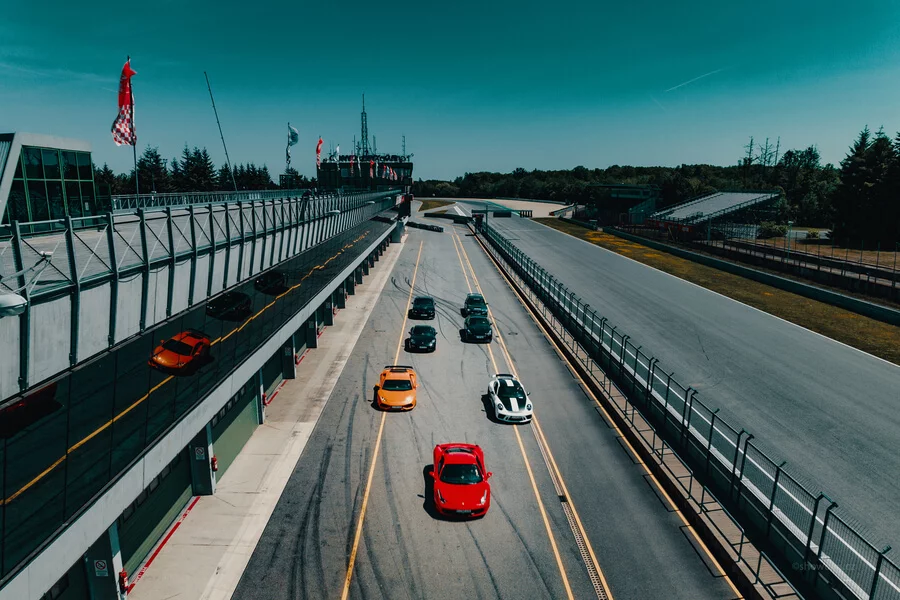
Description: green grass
418,199,455,212
534,218,900,365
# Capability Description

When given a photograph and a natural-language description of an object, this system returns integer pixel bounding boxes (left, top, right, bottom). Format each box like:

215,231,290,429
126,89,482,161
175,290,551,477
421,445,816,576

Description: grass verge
418,199,455,212
533,218,900,366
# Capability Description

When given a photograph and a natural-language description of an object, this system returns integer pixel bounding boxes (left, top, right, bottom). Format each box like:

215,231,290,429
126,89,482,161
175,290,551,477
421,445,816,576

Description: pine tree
832,127,871,241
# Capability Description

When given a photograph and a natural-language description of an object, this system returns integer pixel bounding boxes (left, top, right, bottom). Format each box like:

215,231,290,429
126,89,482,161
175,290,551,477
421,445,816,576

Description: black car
462,293,488,317
463,315,493,342
206,291,252,321
409,296,435,319
254,270,288,295
406,325,437,352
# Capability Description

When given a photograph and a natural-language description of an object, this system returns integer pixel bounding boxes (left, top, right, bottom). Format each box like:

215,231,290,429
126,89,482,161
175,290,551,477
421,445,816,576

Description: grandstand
647,190,781,239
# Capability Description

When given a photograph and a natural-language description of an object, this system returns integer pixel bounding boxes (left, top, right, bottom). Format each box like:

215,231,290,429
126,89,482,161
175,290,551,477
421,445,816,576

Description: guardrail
110,189,312,212
406,221,444,233
479,221,900,600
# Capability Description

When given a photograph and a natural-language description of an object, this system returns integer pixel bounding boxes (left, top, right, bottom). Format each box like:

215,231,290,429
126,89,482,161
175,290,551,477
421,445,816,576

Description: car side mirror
486,472,493,479
430,471,436,479
160,339,165,345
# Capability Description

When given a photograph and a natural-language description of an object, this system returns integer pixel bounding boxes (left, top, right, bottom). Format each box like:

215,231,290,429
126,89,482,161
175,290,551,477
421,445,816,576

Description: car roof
413,296,433,302
466,293,484,300
411,325,435,333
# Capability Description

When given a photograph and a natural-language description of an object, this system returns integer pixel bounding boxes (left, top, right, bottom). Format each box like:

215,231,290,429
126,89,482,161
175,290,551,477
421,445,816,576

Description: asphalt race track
484,215,900,548
233,226,736,600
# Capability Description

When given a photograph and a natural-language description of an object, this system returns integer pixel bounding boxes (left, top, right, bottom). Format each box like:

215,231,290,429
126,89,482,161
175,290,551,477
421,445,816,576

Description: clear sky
2,0,900,181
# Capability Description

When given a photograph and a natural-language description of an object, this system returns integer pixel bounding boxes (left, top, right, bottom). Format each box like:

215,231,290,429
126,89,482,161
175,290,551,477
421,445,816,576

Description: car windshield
468,317,489,326
412,326,434,336
414,298,433,307
497,382,525,399
382,378,413,391
162,339,193,356
440,463,483,484
467,296,485,306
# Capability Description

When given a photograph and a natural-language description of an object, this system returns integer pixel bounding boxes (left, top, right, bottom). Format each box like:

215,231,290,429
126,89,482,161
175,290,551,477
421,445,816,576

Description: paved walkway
128,236,405,600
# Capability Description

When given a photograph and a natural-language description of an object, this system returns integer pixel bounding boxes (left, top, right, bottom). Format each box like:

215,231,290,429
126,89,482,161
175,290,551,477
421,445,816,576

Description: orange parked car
375,365,418,411
149,329,211,374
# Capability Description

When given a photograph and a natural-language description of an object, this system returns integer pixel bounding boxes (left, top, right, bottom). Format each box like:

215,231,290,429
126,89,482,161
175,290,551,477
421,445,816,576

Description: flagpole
128,55,139,196
204,71,238,191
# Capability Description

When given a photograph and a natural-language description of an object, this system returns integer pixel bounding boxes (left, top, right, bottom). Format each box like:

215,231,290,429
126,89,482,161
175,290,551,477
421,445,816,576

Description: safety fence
0,190,398,401
480,222,900,600
110,188,312,212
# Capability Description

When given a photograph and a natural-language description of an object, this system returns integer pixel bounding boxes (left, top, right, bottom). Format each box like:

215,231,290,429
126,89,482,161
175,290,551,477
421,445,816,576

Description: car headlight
479,490,487,505
496,403,504,411
437,489,446,504
526,404,532,411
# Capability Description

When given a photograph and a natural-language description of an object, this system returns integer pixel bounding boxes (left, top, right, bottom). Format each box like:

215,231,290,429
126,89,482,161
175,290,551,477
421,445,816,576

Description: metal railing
480,221,900,600
110,188,313,212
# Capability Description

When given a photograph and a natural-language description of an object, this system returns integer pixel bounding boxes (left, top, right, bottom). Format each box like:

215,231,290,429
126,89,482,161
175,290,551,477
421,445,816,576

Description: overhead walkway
0,209,403,600
0,188,401,401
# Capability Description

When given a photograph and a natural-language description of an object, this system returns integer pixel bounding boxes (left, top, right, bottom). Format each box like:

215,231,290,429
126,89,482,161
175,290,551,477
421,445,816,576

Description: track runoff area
233,225,739,600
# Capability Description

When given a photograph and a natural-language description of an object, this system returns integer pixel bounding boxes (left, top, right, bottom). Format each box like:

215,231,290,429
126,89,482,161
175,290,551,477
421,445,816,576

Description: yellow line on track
340,240,422,600
2,233,372,507
452,230,574,599
472,228,743,599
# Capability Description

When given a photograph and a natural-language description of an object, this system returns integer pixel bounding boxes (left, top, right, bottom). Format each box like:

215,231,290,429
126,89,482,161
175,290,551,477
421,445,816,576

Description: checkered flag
111,59,137,146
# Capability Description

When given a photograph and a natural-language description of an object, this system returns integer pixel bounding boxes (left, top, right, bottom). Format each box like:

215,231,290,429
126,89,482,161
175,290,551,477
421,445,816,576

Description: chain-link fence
480,221,900,600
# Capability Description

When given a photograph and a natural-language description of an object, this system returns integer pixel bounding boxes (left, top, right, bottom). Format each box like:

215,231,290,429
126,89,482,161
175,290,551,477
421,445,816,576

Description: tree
136,146,172,194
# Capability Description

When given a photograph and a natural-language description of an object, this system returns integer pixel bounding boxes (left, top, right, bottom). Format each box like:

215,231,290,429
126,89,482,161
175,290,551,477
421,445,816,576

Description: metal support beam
12,221,29,391
206,204,216,298
138,208,150,331
223,204,232,289
106,212,120,347
165,206,176,318
188,204,198,306
64,216,80,365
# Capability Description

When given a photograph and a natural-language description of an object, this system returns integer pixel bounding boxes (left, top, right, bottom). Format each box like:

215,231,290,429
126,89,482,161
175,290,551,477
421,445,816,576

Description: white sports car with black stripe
487,374,533,423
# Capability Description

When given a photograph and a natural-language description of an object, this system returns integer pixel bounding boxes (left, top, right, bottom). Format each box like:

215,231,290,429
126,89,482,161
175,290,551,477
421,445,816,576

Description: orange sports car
375,365,418,411
149,329,211,374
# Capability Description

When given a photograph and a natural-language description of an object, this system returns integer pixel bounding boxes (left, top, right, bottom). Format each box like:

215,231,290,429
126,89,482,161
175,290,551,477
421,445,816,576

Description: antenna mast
360,94,370,155
402,135,406,156
204,71,238,191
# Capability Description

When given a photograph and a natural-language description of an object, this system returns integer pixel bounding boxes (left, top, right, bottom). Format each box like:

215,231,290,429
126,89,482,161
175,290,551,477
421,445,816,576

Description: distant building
0,133,101,227
316,154,413,192
582,183,661,225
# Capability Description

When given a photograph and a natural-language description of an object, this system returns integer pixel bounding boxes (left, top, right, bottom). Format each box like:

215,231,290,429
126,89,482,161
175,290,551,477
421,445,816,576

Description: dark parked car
254,270,288,295
406,325,437,352
409,296,436,319
463,315,493,343
206,291,252,321
462,293,488,317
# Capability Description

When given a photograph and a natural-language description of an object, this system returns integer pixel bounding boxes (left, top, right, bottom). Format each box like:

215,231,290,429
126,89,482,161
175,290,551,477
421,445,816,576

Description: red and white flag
316,137,323,167
111,59,137,146
369,160,374,178
350,155,355,173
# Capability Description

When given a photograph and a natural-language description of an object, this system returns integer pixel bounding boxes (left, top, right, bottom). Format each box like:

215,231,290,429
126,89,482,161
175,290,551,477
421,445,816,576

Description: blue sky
2,0,900,181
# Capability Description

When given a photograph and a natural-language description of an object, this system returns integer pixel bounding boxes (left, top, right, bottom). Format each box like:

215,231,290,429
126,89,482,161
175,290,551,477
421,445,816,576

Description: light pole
0,252,54,318
786,220,793,260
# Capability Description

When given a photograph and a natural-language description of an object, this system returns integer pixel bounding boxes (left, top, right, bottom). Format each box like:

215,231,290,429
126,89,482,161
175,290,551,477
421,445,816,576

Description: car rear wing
492,373,515,379
384,365,415,370
182,328,209,338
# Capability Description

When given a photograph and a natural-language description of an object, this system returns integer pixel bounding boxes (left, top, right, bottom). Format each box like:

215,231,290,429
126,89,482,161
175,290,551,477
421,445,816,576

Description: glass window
42,149,60,179
47,181,65,220
62,151,78,179
7,180,28,222
76,152,92,180
14,155,23,179
65,181,82,217
80,181,96,216
23,147,43,179
28,180,49,221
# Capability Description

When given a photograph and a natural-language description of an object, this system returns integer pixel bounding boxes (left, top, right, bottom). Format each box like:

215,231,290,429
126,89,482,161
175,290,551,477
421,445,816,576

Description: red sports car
431,443,492,518
149,329,211,374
